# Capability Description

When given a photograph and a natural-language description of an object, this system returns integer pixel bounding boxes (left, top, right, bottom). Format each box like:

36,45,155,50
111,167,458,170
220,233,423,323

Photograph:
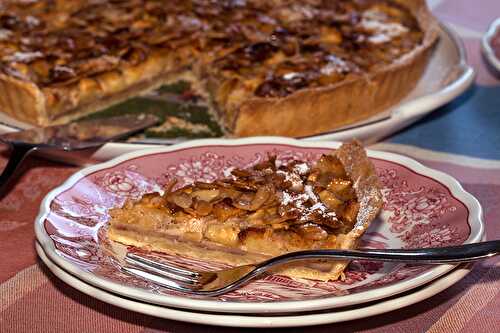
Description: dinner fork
122,240,500,296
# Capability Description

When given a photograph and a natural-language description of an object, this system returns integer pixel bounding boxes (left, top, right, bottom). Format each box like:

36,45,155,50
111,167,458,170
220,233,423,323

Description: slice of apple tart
108,141,383,281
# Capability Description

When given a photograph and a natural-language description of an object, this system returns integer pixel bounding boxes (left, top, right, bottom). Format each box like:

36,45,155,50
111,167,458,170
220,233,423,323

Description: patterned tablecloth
1,1,499,332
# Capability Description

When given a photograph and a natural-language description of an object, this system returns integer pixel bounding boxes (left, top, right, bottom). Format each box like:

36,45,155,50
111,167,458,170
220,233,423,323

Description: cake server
0,114,158,195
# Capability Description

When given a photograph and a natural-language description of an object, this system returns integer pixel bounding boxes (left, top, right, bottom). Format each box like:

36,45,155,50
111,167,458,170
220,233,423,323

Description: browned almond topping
160,152,359,241
0,0,422,98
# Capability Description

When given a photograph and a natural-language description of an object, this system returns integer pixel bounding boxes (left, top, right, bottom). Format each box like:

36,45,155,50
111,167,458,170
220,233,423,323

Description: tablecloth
1,1,499,332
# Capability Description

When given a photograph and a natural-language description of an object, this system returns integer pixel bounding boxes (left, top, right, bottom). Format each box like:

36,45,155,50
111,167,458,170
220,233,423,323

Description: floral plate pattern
35,137,484,314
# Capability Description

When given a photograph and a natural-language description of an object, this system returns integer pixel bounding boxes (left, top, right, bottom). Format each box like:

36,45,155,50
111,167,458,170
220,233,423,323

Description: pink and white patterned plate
34,137,484,314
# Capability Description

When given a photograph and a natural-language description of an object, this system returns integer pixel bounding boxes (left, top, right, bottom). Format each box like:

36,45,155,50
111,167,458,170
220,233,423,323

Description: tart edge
0,0,437,135
231,0,440,136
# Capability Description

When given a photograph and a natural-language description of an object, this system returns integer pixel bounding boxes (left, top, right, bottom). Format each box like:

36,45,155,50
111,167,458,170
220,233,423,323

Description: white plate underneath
36,242,471,328
481,18,500,73
0,24,474,162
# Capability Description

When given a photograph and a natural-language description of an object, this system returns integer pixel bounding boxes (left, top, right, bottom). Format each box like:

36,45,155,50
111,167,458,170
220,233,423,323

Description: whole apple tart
0,0,438,136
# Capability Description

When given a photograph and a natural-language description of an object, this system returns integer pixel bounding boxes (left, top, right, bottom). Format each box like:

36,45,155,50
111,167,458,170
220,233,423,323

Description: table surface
1,1,500,332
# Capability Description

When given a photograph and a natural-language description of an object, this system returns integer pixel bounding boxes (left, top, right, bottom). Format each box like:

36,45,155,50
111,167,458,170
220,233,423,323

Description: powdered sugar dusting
321,55,350,75
304,185,317,203
360,9,408,44
223,166,236,178
0,29,12,41
277,170,303,190
280,182,337,222
4,51,44,63
293,163,310,175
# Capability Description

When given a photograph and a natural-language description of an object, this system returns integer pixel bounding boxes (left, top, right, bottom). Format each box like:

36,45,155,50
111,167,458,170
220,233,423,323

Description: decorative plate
34,137,484,314
36,242,473,328
482,18,500,73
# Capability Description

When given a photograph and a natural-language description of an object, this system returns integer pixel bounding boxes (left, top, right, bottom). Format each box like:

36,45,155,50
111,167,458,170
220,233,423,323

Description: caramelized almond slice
314,155,347,178
320,26,343,45
232,179,258,191
217,187,242,201
192,189,220,202
233,192,255,210
307,170,320,182
318,190,343,210
327,178,350,191
253,156,277,171
246,209,266,225
327,178,355,201
341,200,360,224
315,171,335,188
138,193,166,208
31,59,50,79
192,181,219,190
232,184,274,211
248,206,293,226
317,72,344,85
164,179,178,193
231,169,252,177
250,184,274,210
294,222,329,240
193,199,213,216
213,202,244,222
167,191,193,209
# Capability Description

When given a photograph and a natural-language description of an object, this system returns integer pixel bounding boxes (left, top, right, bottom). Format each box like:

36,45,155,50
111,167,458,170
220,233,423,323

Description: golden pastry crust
227,0,439,136
108,141,383,281
0,0,438,136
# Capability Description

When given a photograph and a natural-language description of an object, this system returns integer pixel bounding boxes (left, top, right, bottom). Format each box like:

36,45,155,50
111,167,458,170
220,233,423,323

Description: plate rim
34,137,484,314
481,17,500,72
36,241,473,328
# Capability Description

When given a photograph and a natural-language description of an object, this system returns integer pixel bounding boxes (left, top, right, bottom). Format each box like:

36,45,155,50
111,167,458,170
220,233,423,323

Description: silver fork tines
122,266,198,290
126,253,200,279
121,240,500,296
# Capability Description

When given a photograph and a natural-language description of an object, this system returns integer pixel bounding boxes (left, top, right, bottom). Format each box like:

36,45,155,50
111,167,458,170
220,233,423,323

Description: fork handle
0,143,36,195
258,240,500,268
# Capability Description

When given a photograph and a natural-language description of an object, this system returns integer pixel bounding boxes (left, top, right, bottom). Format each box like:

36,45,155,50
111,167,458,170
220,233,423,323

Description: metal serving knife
0,114,158,195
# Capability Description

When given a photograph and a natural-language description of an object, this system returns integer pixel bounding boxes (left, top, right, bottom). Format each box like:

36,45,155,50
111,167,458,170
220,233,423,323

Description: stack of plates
35,138,484,328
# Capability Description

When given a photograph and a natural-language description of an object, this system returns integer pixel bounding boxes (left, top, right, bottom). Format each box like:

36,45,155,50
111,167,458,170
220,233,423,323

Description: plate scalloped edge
34,137,484,314
481,18,500,73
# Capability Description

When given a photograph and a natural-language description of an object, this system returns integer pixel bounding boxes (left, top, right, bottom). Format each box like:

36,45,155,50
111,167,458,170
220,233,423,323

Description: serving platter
34,137,484,314
2,24,474,161
36,241,472,328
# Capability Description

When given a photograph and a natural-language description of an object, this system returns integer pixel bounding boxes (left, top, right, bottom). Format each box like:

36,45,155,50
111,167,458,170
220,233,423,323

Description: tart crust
230,0,439,136
108,141,384,281
0,0,438,136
